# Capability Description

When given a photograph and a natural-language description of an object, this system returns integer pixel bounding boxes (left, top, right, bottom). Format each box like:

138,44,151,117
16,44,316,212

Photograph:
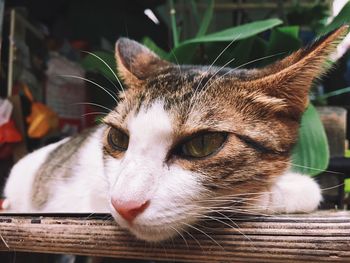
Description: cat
3,26,348,242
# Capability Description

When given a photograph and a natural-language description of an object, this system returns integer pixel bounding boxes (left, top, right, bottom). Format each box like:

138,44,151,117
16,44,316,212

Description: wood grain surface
0,211,349,262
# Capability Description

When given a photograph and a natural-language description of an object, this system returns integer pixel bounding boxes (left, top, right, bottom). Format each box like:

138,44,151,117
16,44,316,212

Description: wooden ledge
0,211,350,262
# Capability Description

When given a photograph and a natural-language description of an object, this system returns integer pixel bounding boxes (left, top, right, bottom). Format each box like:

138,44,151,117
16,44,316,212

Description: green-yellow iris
181,132,226,158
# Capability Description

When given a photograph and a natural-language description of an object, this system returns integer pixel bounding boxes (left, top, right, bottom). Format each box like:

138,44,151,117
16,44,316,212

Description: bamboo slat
0,211,349,262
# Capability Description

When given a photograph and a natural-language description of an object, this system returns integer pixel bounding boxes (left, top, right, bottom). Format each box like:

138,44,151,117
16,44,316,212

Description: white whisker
0,233,9,249
189,34,241,113
182,222,224,250
205,52,285,91
73,102,113,112
177,225,204,251
81,51,129,106
203,211,253,243
170,226,189,249
320,183,345,191
59,75,118,104
81,111,107,118
195,34,241,93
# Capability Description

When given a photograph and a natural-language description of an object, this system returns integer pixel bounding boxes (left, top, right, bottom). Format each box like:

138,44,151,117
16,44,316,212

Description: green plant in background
286,0,330,32
81,51,117,82
318,1,350,35
313,86,350,106
82,0,350,176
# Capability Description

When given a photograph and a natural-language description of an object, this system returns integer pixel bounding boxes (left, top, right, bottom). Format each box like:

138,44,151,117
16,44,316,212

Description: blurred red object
0,199,10,210
0,120,22,159
0,144,13,159
0,120,22,143
71,40,90,52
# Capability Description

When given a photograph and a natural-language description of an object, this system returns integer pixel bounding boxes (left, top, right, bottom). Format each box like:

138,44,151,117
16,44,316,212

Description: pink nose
111,199,150,223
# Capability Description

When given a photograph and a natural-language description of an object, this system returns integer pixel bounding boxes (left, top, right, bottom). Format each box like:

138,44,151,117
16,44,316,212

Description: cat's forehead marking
127,100,173,141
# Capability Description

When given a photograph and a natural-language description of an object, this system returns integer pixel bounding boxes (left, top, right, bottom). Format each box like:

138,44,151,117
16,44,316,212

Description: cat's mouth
109,205,196,242
112,214,185,242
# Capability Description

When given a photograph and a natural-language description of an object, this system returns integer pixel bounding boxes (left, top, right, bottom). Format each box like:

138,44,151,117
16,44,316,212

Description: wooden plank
0,211,349,262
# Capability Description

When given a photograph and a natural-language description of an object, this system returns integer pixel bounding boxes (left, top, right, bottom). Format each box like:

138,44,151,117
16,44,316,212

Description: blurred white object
330,0,350,61
46,52,86,130
0,99,13,126
144,9,160,25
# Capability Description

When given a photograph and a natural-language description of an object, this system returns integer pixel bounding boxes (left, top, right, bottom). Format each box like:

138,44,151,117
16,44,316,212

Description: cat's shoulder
3,126,104,211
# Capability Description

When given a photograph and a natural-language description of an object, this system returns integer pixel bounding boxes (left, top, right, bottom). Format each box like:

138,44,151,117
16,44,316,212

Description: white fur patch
110,101,174,202
44,128,109,213
4,139,68,212
257,171,322,213
4,128,110,213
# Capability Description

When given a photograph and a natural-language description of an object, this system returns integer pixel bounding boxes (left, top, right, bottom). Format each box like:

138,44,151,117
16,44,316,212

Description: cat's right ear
239,25,348,120
115,38,170,88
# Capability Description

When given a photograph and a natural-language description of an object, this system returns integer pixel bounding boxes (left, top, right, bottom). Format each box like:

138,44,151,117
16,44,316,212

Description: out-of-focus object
0,120,22,144
26,102,58,138
0,98,21,144
23,84,58,139
329,0,350,61
0,0,4,74
0,98,22,160
317,106,347,157
0,98,13,126
46,52,86,132
7,9,45,98
0,198,10,210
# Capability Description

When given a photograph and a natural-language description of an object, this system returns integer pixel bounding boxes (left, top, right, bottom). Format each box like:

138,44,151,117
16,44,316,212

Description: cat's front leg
257,172,322,214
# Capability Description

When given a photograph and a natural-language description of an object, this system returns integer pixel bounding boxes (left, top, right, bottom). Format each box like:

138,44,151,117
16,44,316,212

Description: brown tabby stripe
31,127,98,209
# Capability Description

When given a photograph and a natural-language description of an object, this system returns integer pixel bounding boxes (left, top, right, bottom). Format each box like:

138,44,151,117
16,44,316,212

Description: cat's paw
259,172,322,214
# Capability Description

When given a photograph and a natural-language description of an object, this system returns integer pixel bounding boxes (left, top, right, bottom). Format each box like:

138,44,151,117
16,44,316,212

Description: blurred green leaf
170,18,282,64
314,86,350,104
346,149,350,158
169,0,179,47
168,42,199,64
142,37,169,59
291,104,329,176
247,37,269,67
203,37,255,67
225,37,256,67
81,51,116,81
190,0,200,26
267,26,301,56
318,1,350,35
184,18,282,44
286,2,330,31
345,179,350,193
196,0,214,37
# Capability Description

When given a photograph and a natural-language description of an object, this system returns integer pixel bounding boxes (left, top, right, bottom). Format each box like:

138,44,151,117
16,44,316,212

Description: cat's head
102,26,347,241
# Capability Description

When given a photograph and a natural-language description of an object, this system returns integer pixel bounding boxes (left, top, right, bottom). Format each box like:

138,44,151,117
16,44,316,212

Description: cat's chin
128,225,178,242
111,212,187,242
115,218,180,242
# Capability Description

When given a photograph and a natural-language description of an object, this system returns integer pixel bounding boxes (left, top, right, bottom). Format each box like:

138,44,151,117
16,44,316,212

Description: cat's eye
178,132,227,158
108,128,129,151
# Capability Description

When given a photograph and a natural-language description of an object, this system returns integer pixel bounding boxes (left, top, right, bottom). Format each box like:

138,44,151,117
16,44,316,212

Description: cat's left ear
243,25,348,119
115,38,170,87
